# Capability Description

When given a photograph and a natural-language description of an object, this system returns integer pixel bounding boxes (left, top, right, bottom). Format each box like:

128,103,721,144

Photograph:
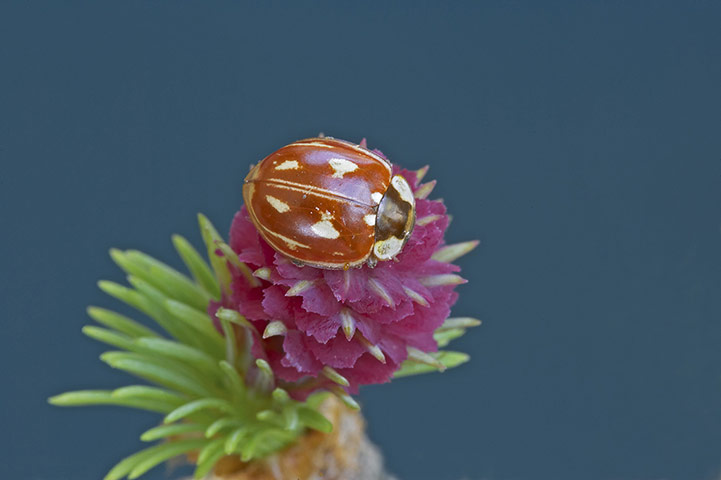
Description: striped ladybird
242,137,416,269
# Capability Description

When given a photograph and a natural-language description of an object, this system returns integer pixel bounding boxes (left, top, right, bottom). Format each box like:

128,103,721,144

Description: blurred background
1,2,720,479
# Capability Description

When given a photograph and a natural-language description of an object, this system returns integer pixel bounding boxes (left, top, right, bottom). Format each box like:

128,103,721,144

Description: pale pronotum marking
391,175,415,204
374,236,403,260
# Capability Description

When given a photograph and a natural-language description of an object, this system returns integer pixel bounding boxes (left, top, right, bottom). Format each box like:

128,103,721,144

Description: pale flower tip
438,317,482,331
322,366,350,387
285,279,315,297
340,309,356,341
368,344,386,364
263,320,287,339
358,333,386,364
415,165,430,183
420,274,467,288
416,214,443,227
367,278,393,307
253,267,271,281
414,179,437,199
402,286,429,307
431,240,480,263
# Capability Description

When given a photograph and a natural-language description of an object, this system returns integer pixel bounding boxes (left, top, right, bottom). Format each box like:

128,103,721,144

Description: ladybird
242,137,416,269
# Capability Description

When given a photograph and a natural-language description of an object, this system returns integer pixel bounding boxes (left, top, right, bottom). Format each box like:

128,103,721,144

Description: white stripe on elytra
260,178,372,206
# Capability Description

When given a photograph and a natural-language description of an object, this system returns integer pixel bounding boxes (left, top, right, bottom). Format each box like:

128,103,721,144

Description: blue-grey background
1,2,719,479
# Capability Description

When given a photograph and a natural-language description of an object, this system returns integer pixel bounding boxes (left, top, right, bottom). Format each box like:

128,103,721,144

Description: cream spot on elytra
311,220,340,239
364,214,376,226
328,157,358,178
276,160,300,170
311,211,340,239
371,192,383,204
266,195,290,213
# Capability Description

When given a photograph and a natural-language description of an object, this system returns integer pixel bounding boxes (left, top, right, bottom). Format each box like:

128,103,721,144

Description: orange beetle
243,137,416,269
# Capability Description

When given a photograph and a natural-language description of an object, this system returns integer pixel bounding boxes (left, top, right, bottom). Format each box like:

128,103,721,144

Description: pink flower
211,143,469,397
